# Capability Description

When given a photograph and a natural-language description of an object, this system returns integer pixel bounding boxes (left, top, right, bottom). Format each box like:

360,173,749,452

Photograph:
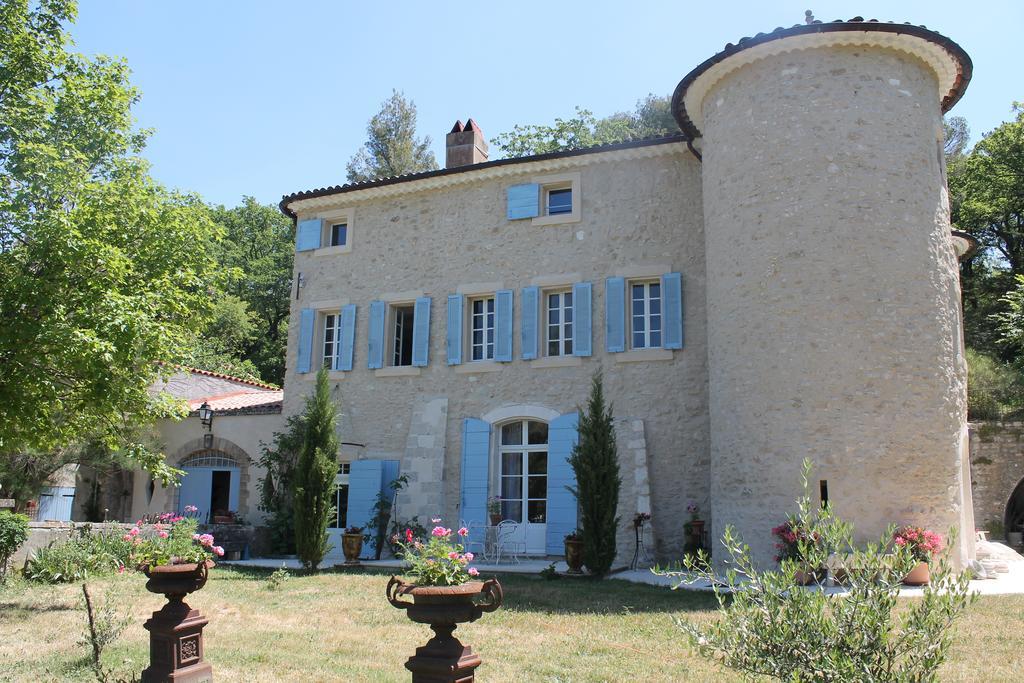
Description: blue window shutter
495,289,514,362
662,272,684,350
507,183,540,220
546,411,580,555
605,277,626,353
411,297,431,367
447,294,463,365
37,486,76,522
346,460,383,558
297,308,315,373
296,218,321,251
460,418,491,549
367,301,386,369
178,470,213,521
225,467,241,511
339,304,356,371
572,282,592,357
520,286,539,360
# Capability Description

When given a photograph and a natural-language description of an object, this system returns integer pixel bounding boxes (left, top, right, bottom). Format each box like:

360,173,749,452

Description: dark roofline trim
671,19,972,141
279,135,689,218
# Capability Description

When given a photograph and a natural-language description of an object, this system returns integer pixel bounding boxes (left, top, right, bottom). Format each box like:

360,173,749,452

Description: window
546,187,572,216
545,290,573,356
498,421,549,524
322,312,340,368
329,222,347,247
328,462,350,530
631,281,662,349
470,297,495,361
391,304,415,367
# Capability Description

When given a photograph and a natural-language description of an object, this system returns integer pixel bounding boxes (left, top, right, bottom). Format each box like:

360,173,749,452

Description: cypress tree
293,367,339,569
568,371,621,576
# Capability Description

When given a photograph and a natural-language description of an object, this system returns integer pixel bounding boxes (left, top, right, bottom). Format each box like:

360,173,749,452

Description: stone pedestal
141,599,212,683
404,623,482,683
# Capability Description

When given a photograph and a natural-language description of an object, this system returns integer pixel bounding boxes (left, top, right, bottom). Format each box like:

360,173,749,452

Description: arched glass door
499,420,548,554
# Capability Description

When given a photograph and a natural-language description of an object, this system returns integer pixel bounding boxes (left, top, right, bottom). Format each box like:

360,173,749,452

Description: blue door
179,468,213,520
36,487,75,521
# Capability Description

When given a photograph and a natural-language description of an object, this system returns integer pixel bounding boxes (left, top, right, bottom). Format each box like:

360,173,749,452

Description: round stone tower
672,16,975,565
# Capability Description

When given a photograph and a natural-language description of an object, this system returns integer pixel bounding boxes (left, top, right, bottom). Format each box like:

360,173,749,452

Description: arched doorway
1005,478,1024,542
497,419,549,554
177,450,241,523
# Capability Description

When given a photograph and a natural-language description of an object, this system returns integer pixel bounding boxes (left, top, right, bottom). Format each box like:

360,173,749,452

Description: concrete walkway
225,557,566,575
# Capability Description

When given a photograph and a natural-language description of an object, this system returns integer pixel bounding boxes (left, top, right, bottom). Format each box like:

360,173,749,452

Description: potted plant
772,519,824,584
122,514,223,682
487,496,502,526
893,526,943,585
386,519,502,681
683,502,703,554
342,525,364,565
564,529,584,574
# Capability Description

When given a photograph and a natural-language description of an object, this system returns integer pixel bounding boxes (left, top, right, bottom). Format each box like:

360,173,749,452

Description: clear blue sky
69,0,1022,208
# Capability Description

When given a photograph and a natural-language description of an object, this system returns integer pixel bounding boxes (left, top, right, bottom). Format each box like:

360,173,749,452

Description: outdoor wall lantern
198,402,214,430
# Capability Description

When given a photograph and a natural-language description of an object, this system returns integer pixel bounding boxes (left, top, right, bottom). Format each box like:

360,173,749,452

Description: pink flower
458,527,469,537
431,526,451,538
154,523,163,531
198,534,215,547
192,533,200,541
406,528,414,543
158,531,169,539
894,537,906,546
129,527,139,537
213,546,225,557
448,551,460,560
464,552,474,562
122,534,132,541
468,567,479,577
117,566,125,574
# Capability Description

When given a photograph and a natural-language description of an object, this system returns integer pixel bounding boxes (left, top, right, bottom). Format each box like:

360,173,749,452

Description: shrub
25,526,132,584
663,460,975,682
0,511,30,581
568,371,621,576
123,515,222,568
966,348,1024,419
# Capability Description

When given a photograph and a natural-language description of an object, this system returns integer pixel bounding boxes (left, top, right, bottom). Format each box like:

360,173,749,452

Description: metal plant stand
630,518,651,570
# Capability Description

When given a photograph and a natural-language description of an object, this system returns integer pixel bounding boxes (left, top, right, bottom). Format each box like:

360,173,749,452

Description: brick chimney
445,118,488,168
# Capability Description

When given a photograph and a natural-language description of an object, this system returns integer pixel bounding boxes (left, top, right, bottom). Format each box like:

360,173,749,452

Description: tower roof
671,16,972,141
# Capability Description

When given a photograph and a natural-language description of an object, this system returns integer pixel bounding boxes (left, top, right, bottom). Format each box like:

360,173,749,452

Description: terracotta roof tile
188,390,284,414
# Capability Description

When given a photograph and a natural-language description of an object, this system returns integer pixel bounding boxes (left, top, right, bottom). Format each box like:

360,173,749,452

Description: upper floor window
631,281,662,349
470,297,496,361
329,222,348,247
546,187,572,216
322,312,340,368
545,290,573,356
391,304,415,367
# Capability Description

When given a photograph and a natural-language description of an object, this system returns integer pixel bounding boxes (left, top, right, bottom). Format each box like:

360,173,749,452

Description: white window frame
468,296,496,362
327,221,348,248
497,420,549,525
327,462,350,529
544,289,574,357
389,302,416,368
531,172,581,226
314,207,354,255
630,280,663,350
321,310,341,369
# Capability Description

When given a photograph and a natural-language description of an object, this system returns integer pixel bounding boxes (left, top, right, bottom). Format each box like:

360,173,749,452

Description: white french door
499,420,548,554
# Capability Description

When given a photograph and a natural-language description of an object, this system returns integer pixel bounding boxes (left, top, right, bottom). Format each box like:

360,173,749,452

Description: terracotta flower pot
793,567,823,586
387,576,502,682
342,533,364,565
140,560,215,683
564,539,584,574
903,561,930,586
490,513,502,526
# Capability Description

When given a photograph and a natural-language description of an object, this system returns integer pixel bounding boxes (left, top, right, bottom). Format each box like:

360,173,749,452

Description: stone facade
968,422,1024,538
279,19,974,567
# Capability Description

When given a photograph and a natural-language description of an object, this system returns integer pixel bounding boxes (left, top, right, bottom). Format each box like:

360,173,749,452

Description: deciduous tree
346,90,437,183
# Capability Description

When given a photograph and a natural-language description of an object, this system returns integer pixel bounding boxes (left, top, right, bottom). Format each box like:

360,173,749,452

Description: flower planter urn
342,533,364,565
793,567,824,586
386,576,502,682
141,560,214,683
903,561,930,586
564,539,584,575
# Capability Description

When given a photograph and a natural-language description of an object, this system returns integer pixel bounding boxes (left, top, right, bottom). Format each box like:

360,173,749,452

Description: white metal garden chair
493,520,526,564
460,519,489,562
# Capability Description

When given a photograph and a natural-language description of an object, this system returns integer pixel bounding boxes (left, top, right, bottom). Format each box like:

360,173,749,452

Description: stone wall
968,422,1024,538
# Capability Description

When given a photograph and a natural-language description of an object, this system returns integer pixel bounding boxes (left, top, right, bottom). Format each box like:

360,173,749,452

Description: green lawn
1,566,1022,682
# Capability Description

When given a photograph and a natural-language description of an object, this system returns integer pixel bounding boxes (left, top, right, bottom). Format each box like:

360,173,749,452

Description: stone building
278,16,976,567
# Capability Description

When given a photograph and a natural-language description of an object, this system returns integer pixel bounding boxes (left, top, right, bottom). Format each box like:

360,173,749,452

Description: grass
0,566,1022,682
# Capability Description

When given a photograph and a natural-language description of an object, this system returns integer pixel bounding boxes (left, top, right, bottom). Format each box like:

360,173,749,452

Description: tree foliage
0,0,218,480
666,461,974,682
568,371,621,576
257,412,307,555
346,90,437,183
492,94,677,158
292,368,339,569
